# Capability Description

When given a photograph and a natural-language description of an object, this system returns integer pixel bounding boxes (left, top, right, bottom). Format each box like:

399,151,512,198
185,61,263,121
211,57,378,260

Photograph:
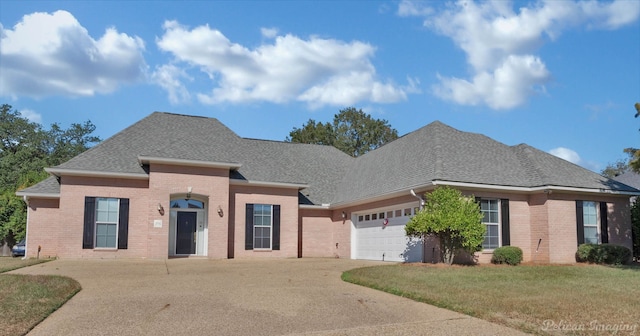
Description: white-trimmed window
245,203,280,251
481,199,500,249
253,204,272,249
95,198,119,248
582,201,599,244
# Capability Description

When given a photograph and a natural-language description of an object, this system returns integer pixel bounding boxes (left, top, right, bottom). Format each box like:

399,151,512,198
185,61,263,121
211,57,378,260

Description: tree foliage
630,102,640,174
405,186,485,265
286,107,398,157
631,197,640,259
0,104,101,245
601,148,639,178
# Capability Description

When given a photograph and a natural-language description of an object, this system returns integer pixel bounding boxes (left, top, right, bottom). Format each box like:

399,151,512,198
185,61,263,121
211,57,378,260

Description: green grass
0,257,52,273
342,264,640,335
0,257,81,335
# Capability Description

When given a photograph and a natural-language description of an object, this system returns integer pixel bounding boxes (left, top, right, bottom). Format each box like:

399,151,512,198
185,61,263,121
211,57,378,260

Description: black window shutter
245,204,254,250
599,202,609,244
500,199,510,246
83,197,96,249
272,205,281,250
576,201,584,246
118,198,130,249
475,197,481,206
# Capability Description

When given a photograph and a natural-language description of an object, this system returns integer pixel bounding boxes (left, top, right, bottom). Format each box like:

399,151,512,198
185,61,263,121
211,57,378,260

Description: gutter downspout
410,190,426,262
22,196,29,260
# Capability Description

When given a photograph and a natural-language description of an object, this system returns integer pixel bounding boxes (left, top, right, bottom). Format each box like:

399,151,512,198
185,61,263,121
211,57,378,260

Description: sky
1,0,639,173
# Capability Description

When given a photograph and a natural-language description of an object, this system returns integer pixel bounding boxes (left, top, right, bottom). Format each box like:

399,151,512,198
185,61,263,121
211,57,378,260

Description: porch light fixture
217,205,224,217
157,203,165,215
341,211,346,219
187,186,192,199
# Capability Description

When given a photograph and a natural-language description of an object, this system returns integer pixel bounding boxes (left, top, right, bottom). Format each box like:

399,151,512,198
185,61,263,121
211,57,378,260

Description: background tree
601,148,639,178
630,102,640,173
286,107,398,157
0,104,100,248
631,198,640,261
405,186,485,265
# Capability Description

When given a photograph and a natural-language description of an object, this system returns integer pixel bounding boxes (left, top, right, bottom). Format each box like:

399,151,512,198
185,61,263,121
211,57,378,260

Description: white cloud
155,20,415,107
549,146,601,171
19,109,42,124
0,10,147,98
151,64,192,104
401,0,640,110
261,27,278,39
550,147,582,165
397,1,433,17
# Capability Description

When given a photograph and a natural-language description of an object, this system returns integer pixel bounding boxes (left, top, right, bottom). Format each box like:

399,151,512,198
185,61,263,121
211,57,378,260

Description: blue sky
1,0,639,172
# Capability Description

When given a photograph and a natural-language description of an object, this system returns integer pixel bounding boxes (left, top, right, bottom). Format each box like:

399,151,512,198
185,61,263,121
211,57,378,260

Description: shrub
491,246,523,265
576,244,632,265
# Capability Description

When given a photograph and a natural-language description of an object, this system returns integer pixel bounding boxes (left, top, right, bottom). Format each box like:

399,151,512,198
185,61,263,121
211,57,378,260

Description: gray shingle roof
16,176,60,195
613,171,640,190
332,121,637,203
19,114,637,204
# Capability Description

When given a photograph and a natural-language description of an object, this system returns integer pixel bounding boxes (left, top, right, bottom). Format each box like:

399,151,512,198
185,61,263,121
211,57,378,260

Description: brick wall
148,164,230,259
57,176,150,258
25,198,60,258
230,185,299,258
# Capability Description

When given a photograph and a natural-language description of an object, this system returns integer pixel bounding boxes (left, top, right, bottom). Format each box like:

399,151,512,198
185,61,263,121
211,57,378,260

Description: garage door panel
354,217,422,262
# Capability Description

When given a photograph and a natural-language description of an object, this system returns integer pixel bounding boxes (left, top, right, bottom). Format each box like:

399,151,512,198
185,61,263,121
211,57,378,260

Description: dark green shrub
491,246,523,265
576,244,632,265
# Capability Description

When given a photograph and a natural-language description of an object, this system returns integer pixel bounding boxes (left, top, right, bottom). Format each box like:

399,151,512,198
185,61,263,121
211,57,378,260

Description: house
16,112,638,263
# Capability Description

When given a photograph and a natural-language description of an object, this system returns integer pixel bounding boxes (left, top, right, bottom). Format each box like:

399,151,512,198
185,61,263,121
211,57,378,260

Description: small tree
631,197,640,260
405,186,485,265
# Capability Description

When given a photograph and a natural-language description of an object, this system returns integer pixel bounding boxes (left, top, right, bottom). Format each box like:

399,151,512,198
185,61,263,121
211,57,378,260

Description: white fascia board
15,192,60,199
229,179,309,189
329,183,436,209
299,204,330,210
45,168,149,180
138,156,242,170
331,180,638,209
433,180,640,196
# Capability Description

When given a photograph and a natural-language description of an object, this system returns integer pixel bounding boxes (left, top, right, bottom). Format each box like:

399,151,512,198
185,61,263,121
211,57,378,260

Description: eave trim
45,168,149,180
138,156,242,170
229,179,308,189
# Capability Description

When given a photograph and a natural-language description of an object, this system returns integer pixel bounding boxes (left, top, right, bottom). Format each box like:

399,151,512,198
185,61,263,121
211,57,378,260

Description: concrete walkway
12,258,527,335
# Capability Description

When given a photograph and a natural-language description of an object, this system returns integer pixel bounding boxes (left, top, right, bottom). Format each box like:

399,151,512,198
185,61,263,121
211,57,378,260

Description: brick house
17,112,637,263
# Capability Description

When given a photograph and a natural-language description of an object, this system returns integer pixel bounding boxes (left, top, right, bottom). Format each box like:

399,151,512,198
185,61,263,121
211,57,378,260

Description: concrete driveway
12,258,526,335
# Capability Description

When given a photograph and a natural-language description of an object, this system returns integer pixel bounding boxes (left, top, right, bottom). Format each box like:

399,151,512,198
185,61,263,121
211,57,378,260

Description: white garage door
352,205,423,262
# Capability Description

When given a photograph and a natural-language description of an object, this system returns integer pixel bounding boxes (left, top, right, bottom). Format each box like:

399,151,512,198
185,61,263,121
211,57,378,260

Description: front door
176,212,197,255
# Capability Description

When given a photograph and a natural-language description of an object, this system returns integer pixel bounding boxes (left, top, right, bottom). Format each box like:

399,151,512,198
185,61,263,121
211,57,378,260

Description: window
245,204,280,251
576,200,609,246
95,198,119,248
170,199,204,209
481,199,499,249
253,204,272,249
83,197,129,250
582,201,599,244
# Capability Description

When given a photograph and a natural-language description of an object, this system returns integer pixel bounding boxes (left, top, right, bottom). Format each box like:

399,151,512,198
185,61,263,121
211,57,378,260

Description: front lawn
342,264,640,335
0,258,81,335
0,257,52,273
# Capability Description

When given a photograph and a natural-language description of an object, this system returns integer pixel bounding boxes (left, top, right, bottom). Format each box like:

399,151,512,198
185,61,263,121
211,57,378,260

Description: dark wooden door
176,212,197,254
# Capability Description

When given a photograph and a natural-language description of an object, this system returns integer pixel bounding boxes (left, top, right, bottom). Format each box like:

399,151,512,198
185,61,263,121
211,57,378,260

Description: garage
351,204,423,262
